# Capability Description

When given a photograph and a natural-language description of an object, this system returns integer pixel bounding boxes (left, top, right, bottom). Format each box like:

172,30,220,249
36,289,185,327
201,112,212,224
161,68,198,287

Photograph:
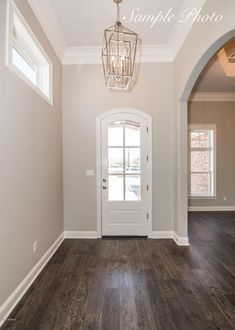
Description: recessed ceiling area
28,0,206,62
50,0,184,47
193,38,235,93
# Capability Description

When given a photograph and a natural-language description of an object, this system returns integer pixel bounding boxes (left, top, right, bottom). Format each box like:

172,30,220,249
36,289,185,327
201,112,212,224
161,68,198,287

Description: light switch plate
86,170,95,177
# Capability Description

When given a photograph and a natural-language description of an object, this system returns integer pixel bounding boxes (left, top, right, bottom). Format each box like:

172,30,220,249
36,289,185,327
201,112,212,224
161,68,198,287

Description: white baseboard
150,231,190,246
64,231,98,239
64,230,190,246
173,233,190,246
64,231,190,247
0,232,64,327
150,231,174,239
189,206,235,212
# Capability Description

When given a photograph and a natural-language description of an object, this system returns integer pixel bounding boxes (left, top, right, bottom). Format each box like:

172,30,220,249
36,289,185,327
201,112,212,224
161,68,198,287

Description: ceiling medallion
101,0,139,90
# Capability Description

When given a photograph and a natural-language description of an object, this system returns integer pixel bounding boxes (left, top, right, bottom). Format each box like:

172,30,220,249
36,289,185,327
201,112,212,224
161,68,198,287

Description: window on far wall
6,0,53,104
189,125,216,198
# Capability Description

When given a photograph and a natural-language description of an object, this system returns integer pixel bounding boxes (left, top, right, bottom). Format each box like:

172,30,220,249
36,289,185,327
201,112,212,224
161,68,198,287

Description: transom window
108,120,141,201
189,125,216,197
7,0,52,104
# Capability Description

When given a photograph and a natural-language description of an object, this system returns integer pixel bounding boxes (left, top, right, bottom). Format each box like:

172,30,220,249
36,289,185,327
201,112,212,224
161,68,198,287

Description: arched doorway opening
178,30,235,243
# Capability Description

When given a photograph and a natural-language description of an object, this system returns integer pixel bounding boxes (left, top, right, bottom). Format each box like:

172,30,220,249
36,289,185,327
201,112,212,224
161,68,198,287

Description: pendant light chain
116,3,120,61
116,3,120,23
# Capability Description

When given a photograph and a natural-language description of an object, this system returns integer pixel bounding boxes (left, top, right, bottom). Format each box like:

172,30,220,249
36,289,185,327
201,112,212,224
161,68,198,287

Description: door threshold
102,236,148,239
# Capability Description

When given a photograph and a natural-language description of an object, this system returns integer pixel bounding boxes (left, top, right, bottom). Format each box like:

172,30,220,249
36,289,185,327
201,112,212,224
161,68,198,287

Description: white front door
100,112,151,236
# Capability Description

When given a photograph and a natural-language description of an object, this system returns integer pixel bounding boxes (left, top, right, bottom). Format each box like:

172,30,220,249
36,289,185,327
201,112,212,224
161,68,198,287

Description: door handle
102,186,107,190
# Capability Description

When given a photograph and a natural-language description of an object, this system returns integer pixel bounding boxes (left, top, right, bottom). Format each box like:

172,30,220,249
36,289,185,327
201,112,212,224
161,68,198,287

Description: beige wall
63,63,174,233
188,101,235,207
0,0,63,308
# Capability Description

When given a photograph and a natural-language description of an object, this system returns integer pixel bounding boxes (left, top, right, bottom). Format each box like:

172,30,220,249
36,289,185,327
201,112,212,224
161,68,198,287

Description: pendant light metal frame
101,0,138,90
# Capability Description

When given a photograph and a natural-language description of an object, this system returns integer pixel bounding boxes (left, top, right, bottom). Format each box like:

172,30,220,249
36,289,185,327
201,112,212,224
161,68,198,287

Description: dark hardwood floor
2,212,235,329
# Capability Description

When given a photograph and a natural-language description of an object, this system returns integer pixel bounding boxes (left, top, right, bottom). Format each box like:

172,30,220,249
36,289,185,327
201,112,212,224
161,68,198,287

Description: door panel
101,113,150,236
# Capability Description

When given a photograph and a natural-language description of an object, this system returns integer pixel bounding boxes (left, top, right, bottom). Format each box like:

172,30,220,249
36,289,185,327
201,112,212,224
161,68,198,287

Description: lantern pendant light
101,0,138,90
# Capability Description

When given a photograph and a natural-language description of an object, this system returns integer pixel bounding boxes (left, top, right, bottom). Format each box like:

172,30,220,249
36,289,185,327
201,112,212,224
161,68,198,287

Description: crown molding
138,45,174,63
190,92,235,102
62,44,173,65
27,0,67,61
27,0,206,65
62,46,102,65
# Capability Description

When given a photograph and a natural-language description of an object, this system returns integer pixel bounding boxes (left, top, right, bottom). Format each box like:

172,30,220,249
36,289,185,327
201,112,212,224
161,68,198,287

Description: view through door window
108,121,141,201
189,126,216,197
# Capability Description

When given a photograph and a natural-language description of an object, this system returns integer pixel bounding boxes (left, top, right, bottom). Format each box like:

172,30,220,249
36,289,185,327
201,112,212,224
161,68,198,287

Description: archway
178,29,235,243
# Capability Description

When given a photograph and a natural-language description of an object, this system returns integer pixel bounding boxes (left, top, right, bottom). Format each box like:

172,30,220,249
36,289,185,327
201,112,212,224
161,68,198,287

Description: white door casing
96,109,152,237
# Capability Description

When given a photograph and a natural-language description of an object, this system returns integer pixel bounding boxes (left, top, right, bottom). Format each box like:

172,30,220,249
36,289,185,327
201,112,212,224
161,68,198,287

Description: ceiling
50,0,184,47
28,0,206,63
193,38,235,93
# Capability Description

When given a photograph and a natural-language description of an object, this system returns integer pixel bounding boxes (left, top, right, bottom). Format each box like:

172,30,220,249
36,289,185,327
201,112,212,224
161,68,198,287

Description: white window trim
5,0,53,106
188,124,217,199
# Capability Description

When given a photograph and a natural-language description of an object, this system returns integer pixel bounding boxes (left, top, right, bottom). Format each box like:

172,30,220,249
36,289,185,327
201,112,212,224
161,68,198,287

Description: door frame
96,108,152,238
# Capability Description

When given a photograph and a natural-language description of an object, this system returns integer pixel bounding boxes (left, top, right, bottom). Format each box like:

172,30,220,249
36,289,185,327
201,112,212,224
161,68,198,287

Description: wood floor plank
2,212,235,329
101,288,120,330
